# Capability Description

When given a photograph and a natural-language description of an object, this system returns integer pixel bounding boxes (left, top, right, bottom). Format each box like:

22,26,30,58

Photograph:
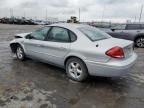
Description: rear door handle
60,47,67,50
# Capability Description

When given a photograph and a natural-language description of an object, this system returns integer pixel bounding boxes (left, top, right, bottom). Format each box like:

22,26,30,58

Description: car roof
120,23,144,25
46,23,88,29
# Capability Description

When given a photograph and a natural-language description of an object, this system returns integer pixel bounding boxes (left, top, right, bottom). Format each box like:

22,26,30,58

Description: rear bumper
85,53,137,77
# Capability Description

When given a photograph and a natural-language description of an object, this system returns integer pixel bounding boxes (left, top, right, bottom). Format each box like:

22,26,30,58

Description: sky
0,0,144,22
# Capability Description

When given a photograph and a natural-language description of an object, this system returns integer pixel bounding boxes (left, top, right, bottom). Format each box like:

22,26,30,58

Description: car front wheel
66,58,88,82
16,45,25,61
135,37,144,48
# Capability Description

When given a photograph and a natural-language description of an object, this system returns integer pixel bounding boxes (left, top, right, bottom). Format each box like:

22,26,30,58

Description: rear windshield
78,26,111,41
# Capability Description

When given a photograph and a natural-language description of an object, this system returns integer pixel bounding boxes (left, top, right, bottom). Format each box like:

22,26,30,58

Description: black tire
66,58,88,82
16,45,25,61
135,37,144,48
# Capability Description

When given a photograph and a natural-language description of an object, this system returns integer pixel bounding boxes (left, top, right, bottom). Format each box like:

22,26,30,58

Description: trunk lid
95,37,134,58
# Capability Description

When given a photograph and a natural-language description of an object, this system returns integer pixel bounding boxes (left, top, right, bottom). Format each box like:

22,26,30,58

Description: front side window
112,24,126,30
31,27,50,40
47,27,70,42
78,26,111,41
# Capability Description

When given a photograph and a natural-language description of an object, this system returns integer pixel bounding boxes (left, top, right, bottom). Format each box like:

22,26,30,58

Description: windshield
78,26,111,41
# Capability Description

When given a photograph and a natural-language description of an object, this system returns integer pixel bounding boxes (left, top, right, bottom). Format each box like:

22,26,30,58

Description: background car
107,23,144,48
10,23,137,82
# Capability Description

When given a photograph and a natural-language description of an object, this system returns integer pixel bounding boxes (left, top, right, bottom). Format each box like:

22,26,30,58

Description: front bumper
85,53,137,77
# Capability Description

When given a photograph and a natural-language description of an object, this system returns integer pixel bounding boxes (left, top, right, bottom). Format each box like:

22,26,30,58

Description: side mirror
26,34,35,39
111,29,115,31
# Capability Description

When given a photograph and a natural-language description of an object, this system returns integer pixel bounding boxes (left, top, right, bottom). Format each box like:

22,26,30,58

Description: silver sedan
10,23,137,81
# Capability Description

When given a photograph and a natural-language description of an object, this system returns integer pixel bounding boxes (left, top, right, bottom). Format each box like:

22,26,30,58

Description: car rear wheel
135,37,144,48
16,45,25,61
66,58,88,82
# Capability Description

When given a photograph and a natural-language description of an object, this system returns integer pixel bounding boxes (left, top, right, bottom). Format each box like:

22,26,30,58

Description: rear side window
69,31,77,42
126,24,140,30
47,27,70,42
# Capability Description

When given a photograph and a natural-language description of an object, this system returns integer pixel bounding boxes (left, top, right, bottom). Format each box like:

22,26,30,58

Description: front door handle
37,44,42,47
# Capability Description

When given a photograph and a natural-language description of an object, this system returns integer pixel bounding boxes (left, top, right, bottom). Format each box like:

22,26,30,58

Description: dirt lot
0,24,144,108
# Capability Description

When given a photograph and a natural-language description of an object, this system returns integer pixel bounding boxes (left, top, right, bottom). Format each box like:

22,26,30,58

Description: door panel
24,26,71,67
43,27,71,66
38,41,70,66
109,24,137,40
24,27,50,60
109,29,125,39
109,24,127,39
24,39,45,59
24,39,70,66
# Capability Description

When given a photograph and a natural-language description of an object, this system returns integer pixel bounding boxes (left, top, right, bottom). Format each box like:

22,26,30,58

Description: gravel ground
0,24,144,108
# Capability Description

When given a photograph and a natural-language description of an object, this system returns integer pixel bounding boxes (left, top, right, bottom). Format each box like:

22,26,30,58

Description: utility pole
139,4,143,23
24,11,26,18
101,5,106,25
46,9,48,21
10,8,13,18
79,8,80,22
10,8,11,17
134,16,137,23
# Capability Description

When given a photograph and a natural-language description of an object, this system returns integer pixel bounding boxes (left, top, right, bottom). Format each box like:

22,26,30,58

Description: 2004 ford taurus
10,23,137,81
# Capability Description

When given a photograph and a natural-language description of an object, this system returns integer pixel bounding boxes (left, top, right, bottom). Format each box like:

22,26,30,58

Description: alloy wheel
68,62,82,79
16,47,23,59
136,37,144,48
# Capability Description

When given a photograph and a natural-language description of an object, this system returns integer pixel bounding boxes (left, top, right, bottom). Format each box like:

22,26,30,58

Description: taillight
105,47,124,58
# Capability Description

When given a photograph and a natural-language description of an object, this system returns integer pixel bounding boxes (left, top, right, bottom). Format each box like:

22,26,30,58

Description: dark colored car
107,23,144,48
